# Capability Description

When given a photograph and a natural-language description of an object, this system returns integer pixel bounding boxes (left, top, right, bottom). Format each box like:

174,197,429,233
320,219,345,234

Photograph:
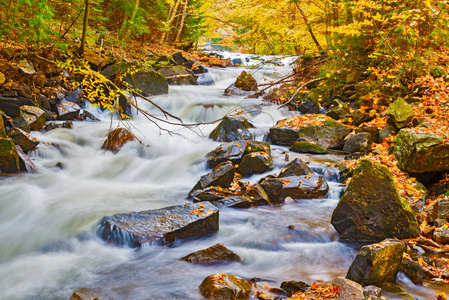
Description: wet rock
99,202,219,247
123,69,168,96
347,239,406,286
235,70,257,91
43,121,73,132
213,196,252,209
343,132,372,153
56,98,81,120
393,128,449,173
260,177,284,203
181,243,242,264
64,87,83,106
355,126,379,144
434,226,449,244
386,98,415,129
239,183,271,206
70,288,102,300
378,283,414,300
190,161,235,194
295,97,320,115
269,114,351,149
332,277,364,300
238,151,273,176
224,84,251,96
335,161,354,184
278,158,313,178
0,137,20,174
280,281,309,297
159,65,197,85
191,186,233,202
379,124,397,143
289,140,328,154
13,106,46,132
363,285,382,298
16,145,36,173
206,140,270,168
6,127,38,152
199,273,252,300
400,259,424,284
0,95,35,118
326,99,350,120
331,159,420,242
77,111,100,122
279,174,329,200
102,127,135,154
209,115,255,142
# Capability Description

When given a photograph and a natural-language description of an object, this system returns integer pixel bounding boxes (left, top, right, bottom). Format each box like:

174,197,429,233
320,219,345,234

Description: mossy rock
123,69,168,96
386,98,415,129
290,140,328,154
326,99,350,120
430,66,447,78
331,159,420,242
0,137,20,174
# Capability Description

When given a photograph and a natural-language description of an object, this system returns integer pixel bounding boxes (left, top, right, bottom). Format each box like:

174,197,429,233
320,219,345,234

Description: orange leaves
288,282,341,299
275,115,329,130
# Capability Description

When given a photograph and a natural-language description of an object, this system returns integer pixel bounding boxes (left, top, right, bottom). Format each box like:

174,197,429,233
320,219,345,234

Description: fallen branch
278,77,325,109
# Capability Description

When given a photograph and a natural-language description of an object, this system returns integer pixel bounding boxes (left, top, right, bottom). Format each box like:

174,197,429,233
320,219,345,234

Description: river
0,52,443,299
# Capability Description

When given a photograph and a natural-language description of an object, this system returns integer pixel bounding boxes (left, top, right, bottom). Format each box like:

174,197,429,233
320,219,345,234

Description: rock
82,48,105,71
355,126,379,144
43,121,73,132
269,114,351,148
290,140,328,154
335,161,354,184
191,186,233,203
56,98,81,120
331,159,420,242
280,281,309,297
378,283,415,300
209,115,255,142
102,127,135,154
343,132,372,153
199,273,252,300
400,259,424,284
159,65,197,85
190,161,235,195
235,70,257,91
295,97,320,115
0,72,5,86
347,239,406,286
99,202,219,247
181,243,241,264
427,198,449,222
326,99,350,120
212,196,252,209
123,69,168,96
278,158,313,178
64,87,83,106
77,111,100,122
332,277,364,300
346,70,361,84
363,285,382,298
6,127,39,152
238,151,273,176
17,60,36,75
278,175,329,200
238,183,271,206
172,52,188,65
0,96,35,118
16,145,36,173
224,84,251,96
0,137,20,174
351,110,371,126
206,140,271,168
386,98,415,129
13,106,46,132
379,124,397,143
393,129,449,173
434,226,449,244
260,177,285,204
70,288,102,300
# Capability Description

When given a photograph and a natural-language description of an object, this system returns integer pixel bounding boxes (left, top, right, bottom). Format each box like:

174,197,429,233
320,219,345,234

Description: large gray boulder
98,202,219,247
331,159,420,242
343,132,372,153
235,70,257,91
393,128,449,173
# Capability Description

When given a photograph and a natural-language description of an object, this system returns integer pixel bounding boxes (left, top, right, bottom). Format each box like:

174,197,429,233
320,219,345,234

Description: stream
0,52,443,299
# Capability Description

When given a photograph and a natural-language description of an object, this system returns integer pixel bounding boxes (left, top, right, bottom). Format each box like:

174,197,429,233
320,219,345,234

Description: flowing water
0,53,443,299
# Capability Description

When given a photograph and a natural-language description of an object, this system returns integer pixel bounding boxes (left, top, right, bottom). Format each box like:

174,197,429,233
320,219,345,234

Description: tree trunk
160,0,180,44
78,0,89,56
296,3,322,52
174,0,188,44
120,0,140,41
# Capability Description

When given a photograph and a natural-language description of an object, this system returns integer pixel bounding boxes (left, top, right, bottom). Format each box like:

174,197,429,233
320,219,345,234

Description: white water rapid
0,53,442,299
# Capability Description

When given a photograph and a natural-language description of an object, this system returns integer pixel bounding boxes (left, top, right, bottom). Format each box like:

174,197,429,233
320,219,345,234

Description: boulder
199,273,252,300
64,87,83,106
351,110,371,126
102,128,135,154
158,65,197,85
13,106,46,132
238,183,271,206
426,197,449,223
280,281,309,297
386,98,415,129
212,196,252,209
238,151,273,176
206,140,270,168
289,140,328,154
181,243,242,264
331,277,364,300
16,145,36,173
355,126,379,143
279,175,329,200
0,137,20,174
260,177,285,204
343,132,372,153
393,129,449,173
6,127,39,152
400,259,424,284
379,124,397,143
278,158,313,178
235,70,257,91
56,98,81,120
190,161,235,195
123,69,168,96
295,97,320,115
326,99,350,120
99,202,219,247
209,115,255,142
269,114,351,148
17,60,36,75
83,48,106,70
346,239,406,286
434,226,449,244
191,186,233,203
331,159,420,242
172,52,189,65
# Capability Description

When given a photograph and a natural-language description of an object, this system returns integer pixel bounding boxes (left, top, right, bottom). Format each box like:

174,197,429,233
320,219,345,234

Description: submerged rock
347,239,406,286
209,115,255,142
393,128,449,173
280,281,309,297
16,145,36,173
102,127,135,154
98,202,219,247
400,259,424,285
199,273,252,300
181,243,242,264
